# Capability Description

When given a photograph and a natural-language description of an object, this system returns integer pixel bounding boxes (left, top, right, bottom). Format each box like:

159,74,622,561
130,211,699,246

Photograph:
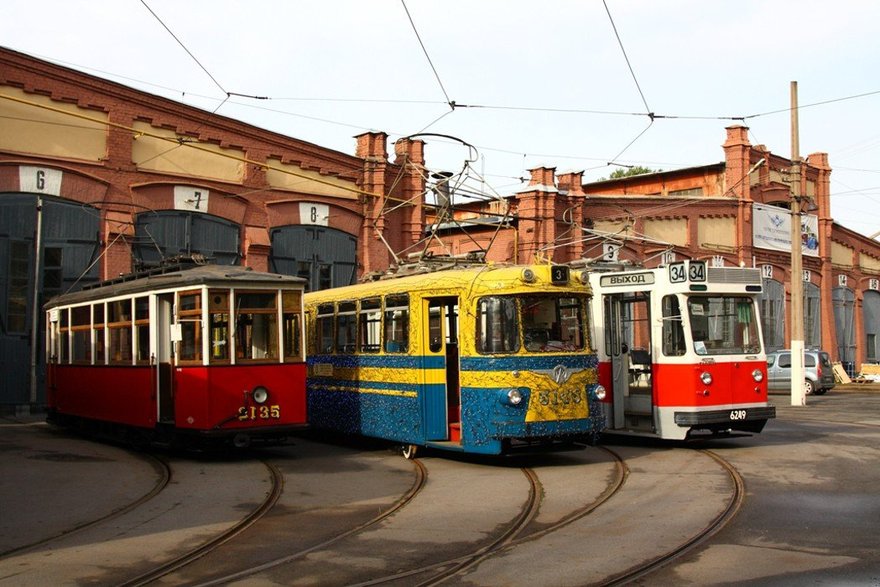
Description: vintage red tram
45,263,307,448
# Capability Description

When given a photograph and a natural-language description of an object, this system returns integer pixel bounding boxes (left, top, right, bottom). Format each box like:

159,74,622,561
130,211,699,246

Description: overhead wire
602,0,652,116
139,0,227,96
400,0,454,111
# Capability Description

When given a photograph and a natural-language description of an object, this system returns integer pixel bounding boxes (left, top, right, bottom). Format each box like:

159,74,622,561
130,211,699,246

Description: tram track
119,458,285,587
187,456,429,587
598,448,745,586
0,451,171,560
348,446,629,586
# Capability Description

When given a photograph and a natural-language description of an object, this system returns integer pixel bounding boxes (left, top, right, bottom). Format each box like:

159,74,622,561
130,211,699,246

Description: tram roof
45,264,306,308
305,263,592,302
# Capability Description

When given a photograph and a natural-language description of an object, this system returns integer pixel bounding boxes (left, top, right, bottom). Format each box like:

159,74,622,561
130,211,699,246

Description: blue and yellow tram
304,263,606,456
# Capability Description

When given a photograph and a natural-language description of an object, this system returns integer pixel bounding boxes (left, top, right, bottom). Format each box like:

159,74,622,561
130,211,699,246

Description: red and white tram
588,260,775,439
45,263,308,448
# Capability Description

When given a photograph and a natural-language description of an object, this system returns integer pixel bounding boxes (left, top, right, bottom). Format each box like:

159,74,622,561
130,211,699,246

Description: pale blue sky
3,0,879,237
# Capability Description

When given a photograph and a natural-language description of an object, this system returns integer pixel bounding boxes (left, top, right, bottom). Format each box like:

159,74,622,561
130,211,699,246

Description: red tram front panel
174,363,307,432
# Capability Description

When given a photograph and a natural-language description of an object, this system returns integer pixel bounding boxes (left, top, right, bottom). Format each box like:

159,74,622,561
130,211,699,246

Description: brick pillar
516,167,558,264
809,152,837,360
355,132,390,276
558,171,585,261
394,138,426,250
103,209,134,278
724,125,753,267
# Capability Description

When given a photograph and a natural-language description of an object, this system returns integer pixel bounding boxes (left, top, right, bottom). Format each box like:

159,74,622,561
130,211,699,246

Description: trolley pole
790,81,806,406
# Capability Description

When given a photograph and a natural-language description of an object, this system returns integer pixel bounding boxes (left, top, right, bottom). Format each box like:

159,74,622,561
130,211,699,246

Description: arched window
760,278,785,352
833,287,856,370
804,281,821,349
863,290,880,363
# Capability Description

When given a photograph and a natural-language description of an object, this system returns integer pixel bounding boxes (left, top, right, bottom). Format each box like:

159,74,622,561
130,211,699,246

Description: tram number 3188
238,405,281,421
729,409,747,420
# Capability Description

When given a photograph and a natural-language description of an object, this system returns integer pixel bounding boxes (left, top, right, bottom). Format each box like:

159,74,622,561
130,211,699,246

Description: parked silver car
766,349,835,395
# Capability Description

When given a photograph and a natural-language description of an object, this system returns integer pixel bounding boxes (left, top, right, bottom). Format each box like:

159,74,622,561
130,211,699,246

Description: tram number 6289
238,405,281,421
729,409,747,421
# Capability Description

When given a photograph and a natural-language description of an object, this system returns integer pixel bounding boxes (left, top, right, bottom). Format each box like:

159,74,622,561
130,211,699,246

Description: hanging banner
753,203,819,258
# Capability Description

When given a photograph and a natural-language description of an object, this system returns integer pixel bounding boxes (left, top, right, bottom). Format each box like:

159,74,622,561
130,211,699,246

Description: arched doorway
133,211,240,268
833,286,856,372
270,225,357,291
863,290,880,363
0,194,100,406
804,281,822,349
760,278,785,352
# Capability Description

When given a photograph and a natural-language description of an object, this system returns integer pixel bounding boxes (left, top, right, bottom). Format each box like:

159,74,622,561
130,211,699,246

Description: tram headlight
252,386,270,404
501,388,524,406
593,385,607,401
752,369,764,382
700,372,713,385
521,268,536,283
579,270,590,285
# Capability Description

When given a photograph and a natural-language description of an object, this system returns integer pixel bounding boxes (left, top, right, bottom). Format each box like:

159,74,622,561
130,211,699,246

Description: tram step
449,422,461,441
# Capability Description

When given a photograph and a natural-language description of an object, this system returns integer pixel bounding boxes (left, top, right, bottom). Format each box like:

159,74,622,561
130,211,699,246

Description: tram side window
94,303,105,364
662,295,686,356
57,308,70,363
358,298,381,353
316,304,335,353
178,292,202,362
209,290,230,363
336,301,357,354
384,295,409,353
134,296,150,365
235,291,278,361
108,299,133,364
476,297,519,354
282,290,302,361
71,305,91,364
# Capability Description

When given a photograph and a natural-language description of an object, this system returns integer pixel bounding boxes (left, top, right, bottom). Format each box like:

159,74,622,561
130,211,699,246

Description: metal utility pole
790,81,806,406
29,195,44,407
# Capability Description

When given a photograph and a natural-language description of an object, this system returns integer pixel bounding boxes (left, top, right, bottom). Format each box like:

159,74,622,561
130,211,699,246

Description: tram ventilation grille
707,267,761,285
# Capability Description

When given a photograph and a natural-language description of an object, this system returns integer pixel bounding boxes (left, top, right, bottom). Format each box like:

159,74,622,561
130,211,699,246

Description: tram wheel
401,444,419,459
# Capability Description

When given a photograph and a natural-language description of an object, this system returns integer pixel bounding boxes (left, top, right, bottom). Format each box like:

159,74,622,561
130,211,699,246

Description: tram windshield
476,294,587,354
687,295,761,355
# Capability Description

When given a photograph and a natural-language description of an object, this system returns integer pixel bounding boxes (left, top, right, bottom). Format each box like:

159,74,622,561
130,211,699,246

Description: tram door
604,292,653,431
156,294,175,424
423,298,460,441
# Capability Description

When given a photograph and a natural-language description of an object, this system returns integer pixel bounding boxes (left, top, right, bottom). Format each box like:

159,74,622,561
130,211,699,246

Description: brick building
2,47,879,411
0,47,426,410
426,127,880,375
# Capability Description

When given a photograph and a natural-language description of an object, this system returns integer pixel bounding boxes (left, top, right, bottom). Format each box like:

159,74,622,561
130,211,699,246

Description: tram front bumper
673,406,776,429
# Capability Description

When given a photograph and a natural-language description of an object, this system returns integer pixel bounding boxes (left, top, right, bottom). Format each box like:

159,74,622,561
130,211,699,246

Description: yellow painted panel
0,88,107,161
460,367,596,422
832,241,853,267
644,218,688,246
593,220,632,237
132,121,244,182
266,157,359,199
860,253,880,273
698,217,735,247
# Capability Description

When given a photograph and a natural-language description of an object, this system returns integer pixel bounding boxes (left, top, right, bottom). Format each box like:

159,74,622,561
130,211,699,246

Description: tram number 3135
238,405,282,421
729,409,748,420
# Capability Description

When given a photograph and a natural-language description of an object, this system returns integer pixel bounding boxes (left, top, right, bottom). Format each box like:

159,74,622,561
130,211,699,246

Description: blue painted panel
307,383,422,444
420,354,447,440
